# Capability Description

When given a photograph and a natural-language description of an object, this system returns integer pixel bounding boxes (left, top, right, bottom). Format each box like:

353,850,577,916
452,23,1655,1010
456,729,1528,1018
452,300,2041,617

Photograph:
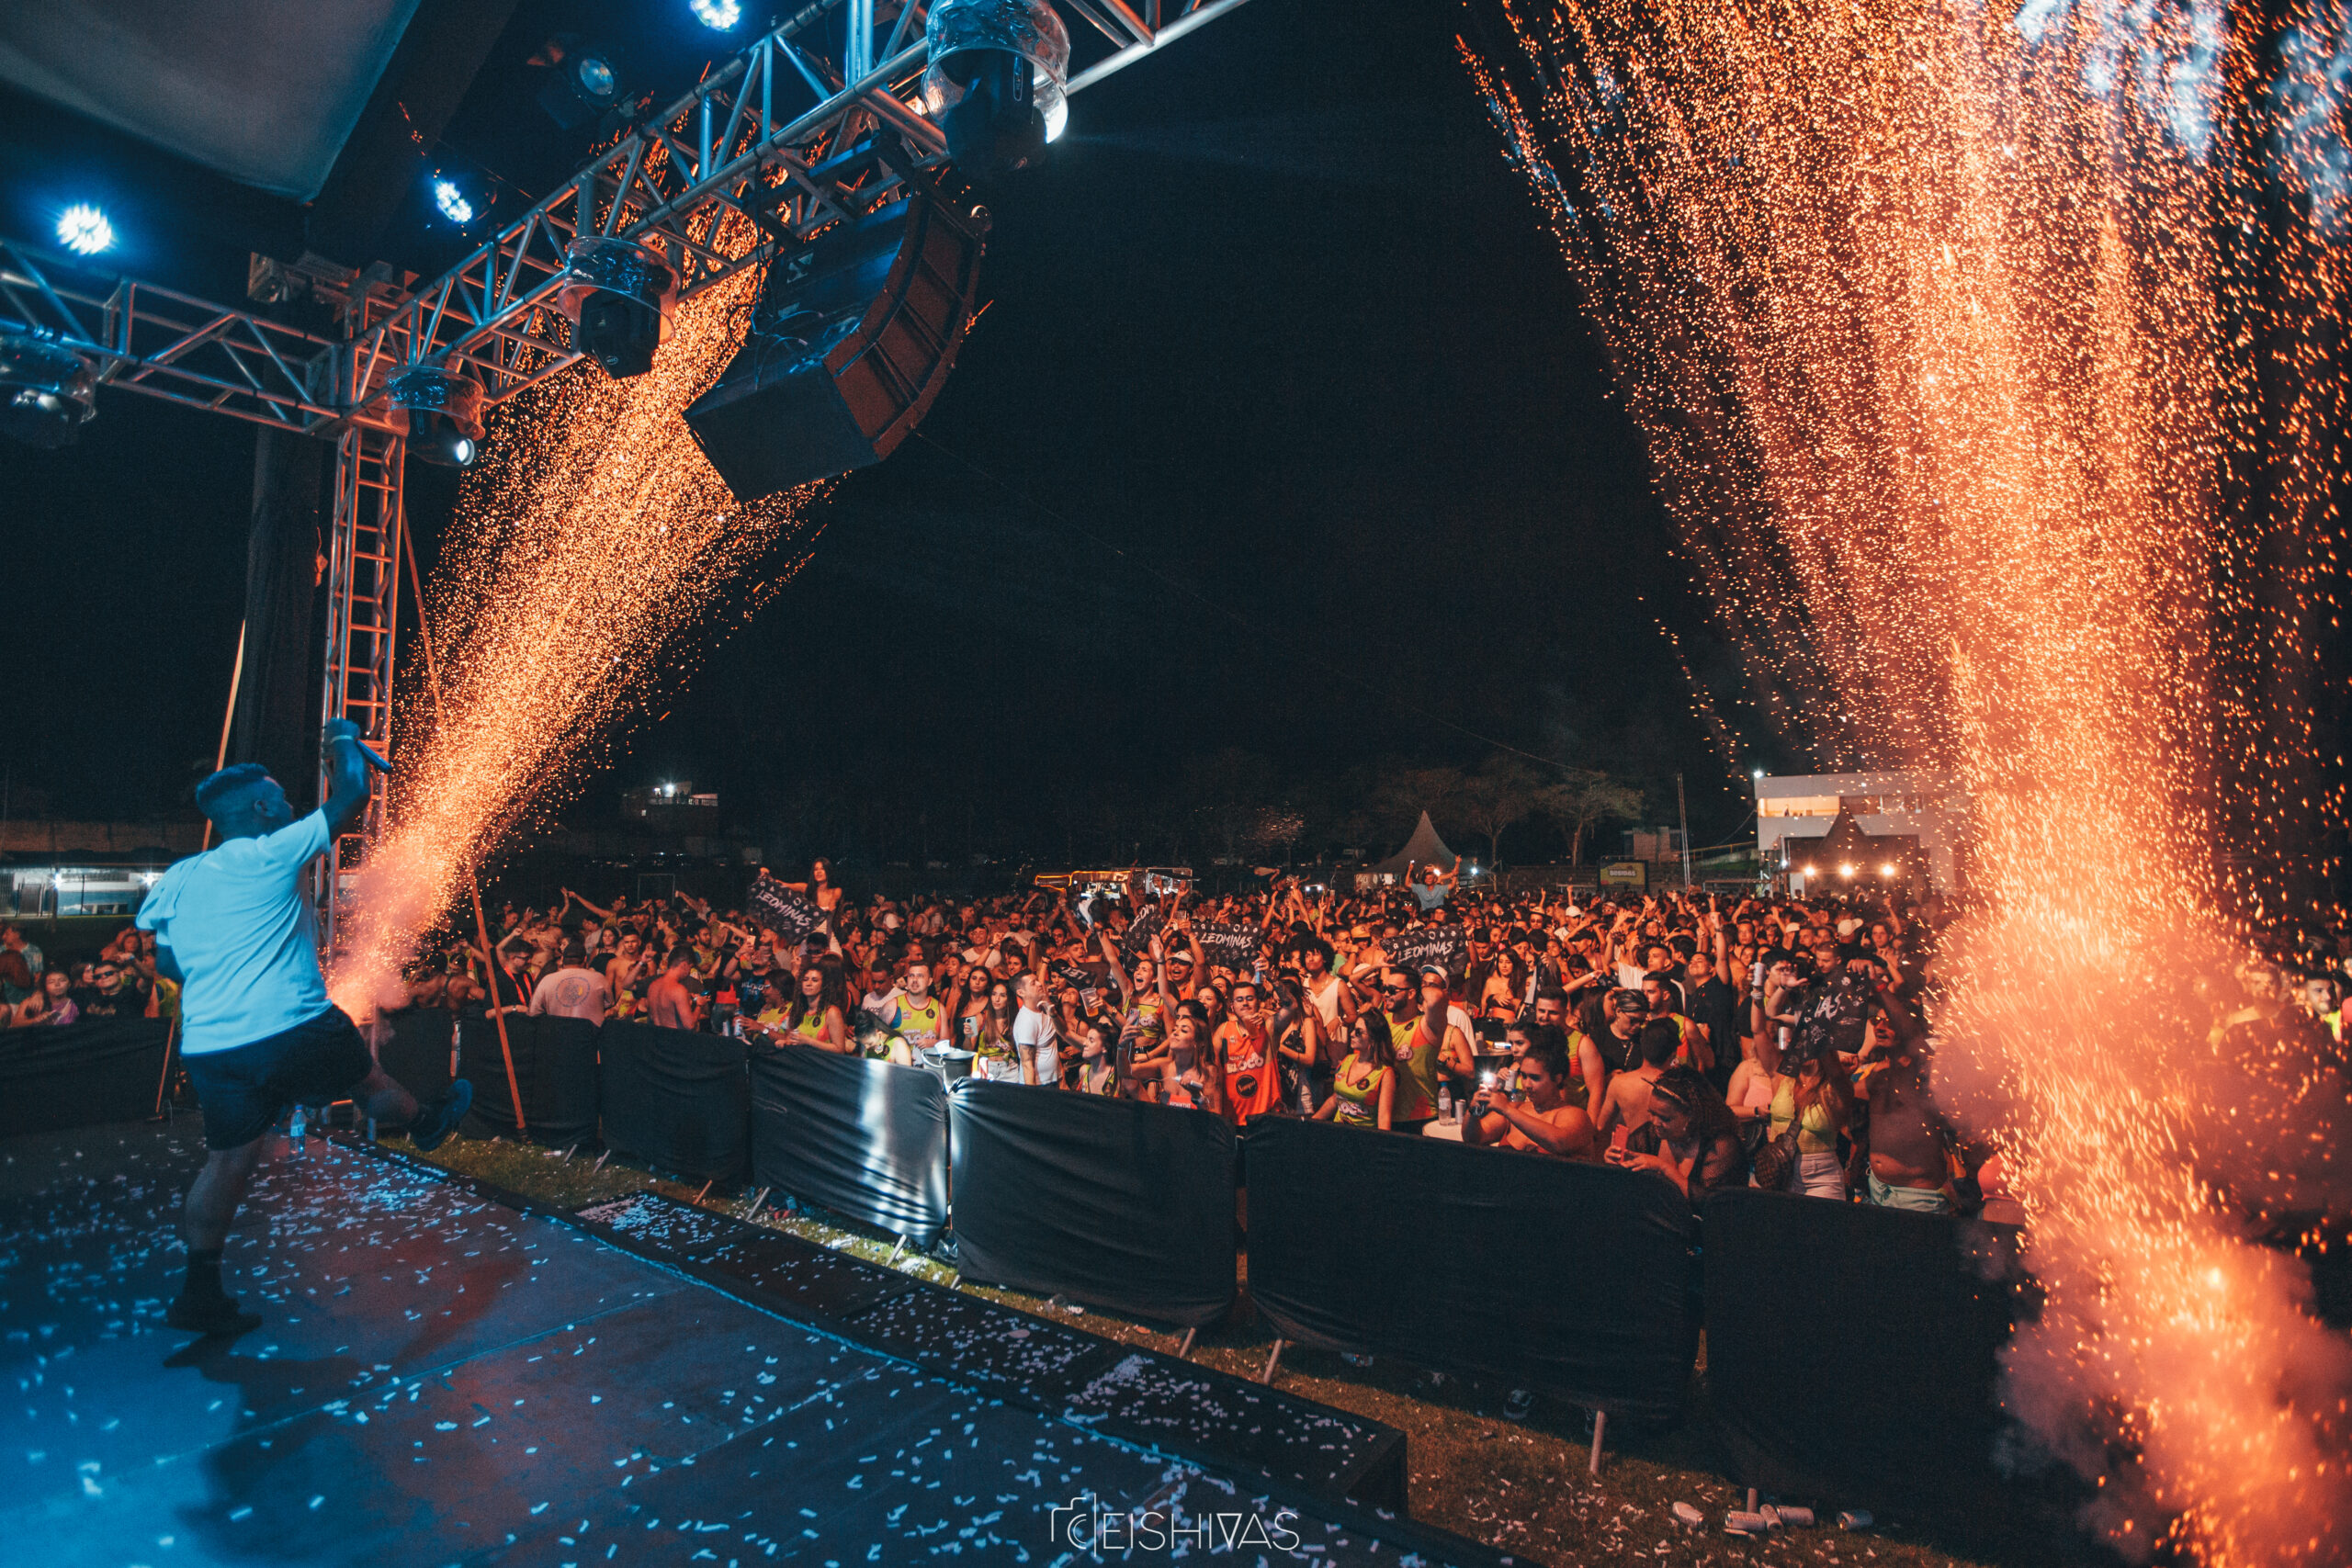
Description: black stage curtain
748,1044,947,1244
1246,1119,1700,1419
1702,1189,2021,1513
457,1014,600,1148
377,1008,454,1101
0,1019,172,1135
600,1021,750,1183
948,1080,1237,1327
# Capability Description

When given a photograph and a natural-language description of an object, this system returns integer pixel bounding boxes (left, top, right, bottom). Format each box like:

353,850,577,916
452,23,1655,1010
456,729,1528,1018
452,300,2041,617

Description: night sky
0,0,1766,864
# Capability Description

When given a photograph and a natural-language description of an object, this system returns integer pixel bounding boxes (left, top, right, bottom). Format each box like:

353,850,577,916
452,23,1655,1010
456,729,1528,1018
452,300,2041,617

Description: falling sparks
327,214,821,1016
1471,1,2351,1563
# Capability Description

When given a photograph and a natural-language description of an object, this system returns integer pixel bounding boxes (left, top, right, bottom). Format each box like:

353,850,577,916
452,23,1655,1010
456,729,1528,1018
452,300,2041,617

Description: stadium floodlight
557,237,678,379
431,177,475,225
0,333,99,448
922,0,1071,175
690,0,741,28
56,203,114,255
388,364,486,468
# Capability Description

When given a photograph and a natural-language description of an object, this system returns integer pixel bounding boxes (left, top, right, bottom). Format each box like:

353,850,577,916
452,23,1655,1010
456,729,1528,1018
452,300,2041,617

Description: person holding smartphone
1463,1030,1592,1159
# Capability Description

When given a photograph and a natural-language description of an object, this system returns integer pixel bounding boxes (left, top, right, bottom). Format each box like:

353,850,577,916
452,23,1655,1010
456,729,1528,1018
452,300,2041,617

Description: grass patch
393,1130,2101,1568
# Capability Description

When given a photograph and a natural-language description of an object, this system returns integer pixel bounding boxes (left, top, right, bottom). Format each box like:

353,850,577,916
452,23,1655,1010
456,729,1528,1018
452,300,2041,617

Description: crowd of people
379,856,2012,1214
14,852,2346,1219
0,921,176,1028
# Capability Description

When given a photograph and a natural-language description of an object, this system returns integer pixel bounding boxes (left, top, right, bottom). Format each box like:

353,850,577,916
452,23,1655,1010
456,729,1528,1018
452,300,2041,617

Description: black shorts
184,1006,374,1150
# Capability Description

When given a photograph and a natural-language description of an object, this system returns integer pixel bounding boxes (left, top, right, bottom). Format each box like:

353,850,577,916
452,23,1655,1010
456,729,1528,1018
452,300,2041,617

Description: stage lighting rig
532,35,627,130
690,0,741,28
54,203,114,256
922,0,1070,175
431,177,476,226
556,237,678,379
388,364,486,468
0,333,98,448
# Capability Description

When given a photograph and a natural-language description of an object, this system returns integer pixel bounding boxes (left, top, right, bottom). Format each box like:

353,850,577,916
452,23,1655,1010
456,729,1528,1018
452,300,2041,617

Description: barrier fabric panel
378,1009,454,1101
948,1080,1238,1327
1246,1118,1700,1418
0,1019,172,1135
1701,1189,2021,1513
457,1014,600,1148
599,1021,750,1182
748,1044,947,1245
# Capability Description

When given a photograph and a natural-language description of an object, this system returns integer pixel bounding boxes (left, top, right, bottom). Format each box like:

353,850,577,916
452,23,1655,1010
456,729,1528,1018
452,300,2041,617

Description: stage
0,1118,1496,1566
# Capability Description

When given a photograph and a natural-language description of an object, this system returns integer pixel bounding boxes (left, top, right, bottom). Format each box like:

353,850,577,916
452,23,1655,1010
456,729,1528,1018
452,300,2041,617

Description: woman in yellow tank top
771,959,851,1054
1765,1055,1851,1199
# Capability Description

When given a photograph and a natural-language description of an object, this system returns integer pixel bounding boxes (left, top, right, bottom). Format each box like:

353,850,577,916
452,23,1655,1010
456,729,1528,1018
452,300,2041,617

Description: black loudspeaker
685,191,986,502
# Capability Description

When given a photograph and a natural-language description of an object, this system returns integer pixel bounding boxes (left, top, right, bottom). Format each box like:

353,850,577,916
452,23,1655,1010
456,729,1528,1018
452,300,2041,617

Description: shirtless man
1464,1031,1593,1159
1592,1020,1681,1152
646,950,702,1032
1862,1048,1954,1213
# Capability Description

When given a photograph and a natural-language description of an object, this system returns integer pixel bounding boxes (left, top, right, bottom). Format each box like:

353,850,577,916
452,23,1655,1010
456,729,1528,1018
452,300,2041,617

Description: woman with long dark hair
1764,1051,1853,1198
1312,1013,1394,1131
1478,947,1526,1022
779,955,851,1054
972,976,1022,1081
1620,1066,1749,1202
781,859,845,916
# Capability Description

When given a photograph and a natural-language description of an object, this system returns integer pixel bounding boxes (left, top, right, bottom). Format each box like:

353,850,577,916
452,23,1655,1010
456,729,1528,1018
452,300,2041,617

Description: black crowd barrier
377,1008,455,1101
457,1014,601,1148
948,1079,1238,1327
0,1018,172,1136
600,1021,750,1183
748,1043,948,1245
1702,1189,2021,1515
1245,1118,1701,1419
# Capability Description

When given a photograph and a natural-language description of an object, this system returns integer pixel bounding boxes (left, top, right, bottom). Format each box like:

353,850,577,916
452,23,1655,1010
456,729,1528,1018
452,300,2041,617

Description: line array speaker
685,191,987,502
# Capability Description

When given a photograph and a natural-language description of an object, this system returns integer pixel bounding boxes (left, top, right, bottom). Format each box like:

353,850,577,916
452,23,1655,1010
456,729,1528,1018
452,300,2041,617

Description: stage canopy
0,1,423,198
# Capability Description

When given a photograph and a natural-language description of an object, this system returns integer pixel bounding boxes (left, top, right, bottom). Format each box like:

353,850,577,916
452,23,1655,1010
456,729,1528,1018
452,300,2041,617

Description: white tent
1363,811,1459,882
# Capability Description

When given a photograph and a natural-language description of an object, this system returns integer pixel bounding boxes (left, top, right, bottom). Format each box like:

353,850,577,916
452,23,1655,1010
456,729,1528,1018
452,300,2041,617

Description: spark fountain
327,217,823,1020
1472,0,2350,1562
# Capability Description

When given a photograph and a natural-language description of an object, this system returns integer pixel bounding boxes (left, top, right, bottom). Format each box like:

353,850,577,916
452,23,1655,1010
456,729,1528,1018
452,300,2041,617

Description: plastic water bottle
288,1105,307,1156
1437,1085,1454,1124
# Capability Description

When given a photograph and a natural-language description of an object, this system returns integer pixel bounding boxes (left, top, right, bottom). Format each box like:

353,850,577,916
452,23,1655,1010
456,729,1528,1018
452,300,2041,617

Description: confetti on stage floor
0,1120,1503,1565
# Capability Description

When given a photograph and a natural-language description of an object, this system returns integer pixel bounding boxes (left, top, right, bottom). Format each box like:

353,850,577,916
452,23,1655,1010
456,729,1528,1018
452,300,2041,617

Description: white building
1753,772,1970,895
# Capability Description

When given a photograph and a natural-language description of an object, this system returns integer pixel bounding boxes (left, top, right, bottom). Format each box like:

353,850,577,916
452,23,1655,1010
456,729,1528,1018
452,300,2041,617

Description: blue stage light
56,204,114,256
432,178,475,225
691,0,741,28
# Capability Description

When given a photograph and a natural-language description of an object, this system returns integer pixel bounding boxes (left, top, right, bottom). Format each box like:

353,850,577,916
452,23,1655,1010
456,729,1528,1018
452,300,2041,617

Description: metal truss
3,0,1249,932
0,0,1251,438
0,239,366,433
344,0,1256,410
313,426,406,951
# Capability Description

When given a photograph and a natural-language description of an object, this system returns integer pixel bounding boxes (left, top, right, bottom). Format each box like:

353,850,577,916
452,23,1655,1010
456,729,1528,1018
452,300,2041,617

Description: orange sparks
327,214,821,1018
1473,1,2351,1562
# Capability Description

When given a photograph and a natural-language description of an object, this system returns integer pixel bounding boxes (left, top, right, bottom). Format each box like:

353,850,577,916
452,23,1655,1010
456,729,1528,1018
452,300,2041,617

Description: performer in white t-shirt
137,721,472,1337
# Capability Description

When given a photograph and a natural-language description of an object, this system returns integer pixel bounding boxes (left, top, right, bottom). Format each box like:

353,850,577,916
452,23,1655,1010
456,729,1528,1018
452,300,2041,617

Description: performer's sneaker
165,1293,263,1337
408,1079,473,1152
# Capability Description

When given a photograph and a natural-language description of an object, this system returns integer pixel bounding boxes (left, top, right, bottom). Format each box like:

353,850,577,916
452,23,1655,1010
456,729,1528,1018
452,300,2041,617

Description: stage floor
0,1119,1476,1566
